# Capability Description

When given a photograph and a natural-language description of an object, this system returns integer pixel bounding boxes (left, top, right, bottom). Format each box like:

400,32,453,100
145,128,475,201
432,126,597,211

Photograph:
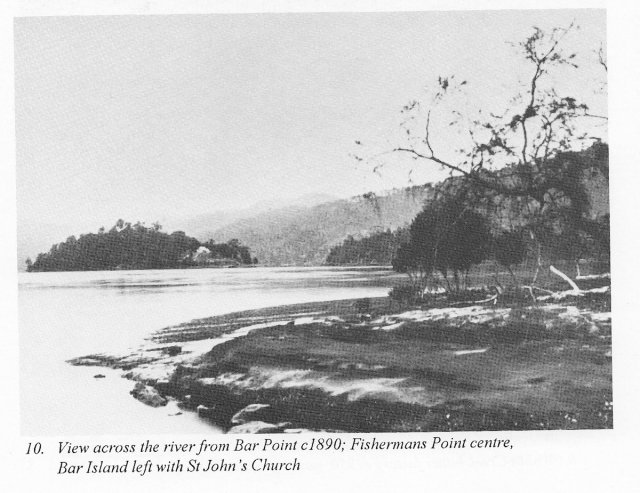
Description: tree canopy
326,228,408,266
27,220,256,272
393,195,492,292
362,24,608,291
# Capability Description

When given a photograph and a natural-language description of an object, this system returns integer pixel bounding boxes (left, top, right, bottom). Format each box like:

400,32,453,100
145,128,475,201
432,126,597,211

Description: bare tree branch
598,44,608,72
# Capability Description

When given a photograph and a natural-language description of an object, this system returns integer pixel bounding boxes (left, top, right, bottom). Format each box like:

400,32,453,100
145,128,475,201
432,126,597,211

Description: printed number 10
26,442,42,455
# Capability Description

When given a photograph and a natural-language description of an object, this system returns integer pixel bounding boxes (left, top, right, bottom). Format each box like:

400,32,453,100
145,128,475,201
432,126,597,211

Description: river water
18,266,399,435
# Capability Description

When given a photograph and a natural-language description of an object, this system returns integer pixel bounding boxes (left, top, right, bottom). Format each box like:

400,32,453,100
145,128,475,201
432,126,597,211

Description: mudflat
70,277,612,433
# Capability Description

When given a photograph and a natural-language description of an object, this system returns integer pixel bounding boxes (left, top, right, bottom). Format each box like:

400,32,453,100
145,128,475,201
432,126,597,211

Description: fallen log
550,265,581,293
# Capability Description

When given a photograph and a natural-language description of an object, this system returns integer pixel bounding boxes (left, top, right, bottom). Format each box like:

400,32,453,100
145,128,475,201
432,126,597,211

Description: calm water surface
19,266,399,435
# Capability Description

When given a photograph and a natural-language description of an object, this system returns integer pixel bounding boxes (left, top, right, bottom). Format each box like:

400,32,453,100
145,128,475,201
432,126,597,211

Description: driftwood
449,293,498,306
576,273,610,281
549,265,581,293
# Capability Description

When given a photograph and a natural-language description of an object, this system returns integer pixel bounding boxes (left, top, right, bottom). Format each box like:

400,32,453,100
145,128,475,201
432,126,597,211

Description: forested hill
210,186,435,265
325,228,409,266
325,144,610,267
26,220,255,272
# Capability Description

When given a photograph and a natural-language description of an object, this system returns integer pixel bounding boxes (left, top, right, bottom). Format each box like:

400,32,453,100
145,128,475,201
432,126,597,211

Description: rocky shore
69,280,612,433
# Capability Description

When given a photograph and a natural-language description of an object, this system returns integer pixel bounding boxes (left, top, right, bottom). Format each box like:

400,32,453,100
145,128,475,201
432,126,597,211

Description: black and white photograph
4,2,640,491
14,8,613,436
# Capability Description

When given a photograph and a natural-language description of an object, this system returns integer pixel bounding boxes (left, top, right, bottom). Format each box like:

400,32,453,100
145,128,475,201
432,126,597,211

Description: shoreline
69,282,612,433
21,264,395,274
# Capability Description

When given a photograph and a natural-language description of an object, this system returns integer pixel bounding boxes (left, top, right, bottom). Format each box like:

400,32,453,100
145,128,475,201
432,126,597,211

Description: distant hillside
212,186,435,265
17,193,337,272
326,144,610,267
167,193,339,241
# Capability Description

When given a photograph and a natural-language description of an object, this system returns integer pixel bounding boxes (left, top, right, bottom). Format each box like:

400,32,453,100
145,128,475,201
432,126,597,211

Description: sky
14,9,606,235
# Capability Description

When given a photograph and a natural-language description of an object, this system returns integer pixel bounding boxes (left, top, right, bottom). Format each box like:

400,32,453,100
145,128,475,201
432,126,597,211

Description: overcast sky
14,9,606,234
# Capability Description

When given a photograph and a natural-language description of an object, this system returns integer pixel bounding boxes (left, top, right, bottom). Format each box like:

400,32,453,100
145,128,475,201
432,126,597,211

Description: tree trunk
531,241,543,286
507,265,519,288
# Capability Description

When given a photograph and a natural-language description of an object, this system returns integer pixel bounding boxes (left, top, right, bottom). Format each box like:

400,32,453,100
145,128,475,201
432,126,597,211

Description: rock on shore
130,382,167,407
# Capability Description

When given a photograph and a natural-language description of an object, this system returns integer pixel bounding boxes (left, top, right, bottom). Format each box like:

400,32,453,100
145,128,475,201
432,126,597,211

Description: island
26,220,258,272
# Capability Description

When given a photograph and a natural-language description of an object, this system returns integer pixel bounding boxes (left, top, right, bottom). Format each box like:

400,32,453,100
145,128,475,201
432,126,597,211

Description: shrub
388,284,423,306
393,196,492,292
494,231,527,269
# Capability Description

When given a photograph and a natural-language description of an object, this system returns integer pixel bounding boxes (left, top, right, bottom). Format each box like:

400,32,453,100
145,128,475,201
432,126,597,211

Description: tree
363,24,608,285
494,230,528,285
326,228,407,265
392,240,428,289
393,195,491,293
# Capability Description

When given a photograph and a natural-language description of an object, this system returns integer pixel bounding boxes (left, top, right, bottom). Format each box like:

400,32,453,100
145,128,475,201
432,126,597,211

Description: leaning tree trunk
531,241,543,286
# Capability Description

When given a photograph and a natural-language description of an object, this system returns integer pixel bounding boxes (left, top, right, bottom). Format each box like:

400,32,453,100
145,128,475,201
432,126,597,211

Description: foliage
27,220,255,272
492,229,529,286
362,25,608,282
388,284,423,306
391,240,423,275
494,230,528,269
201,238,252,265
392,195,492,292
326,228,408,265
